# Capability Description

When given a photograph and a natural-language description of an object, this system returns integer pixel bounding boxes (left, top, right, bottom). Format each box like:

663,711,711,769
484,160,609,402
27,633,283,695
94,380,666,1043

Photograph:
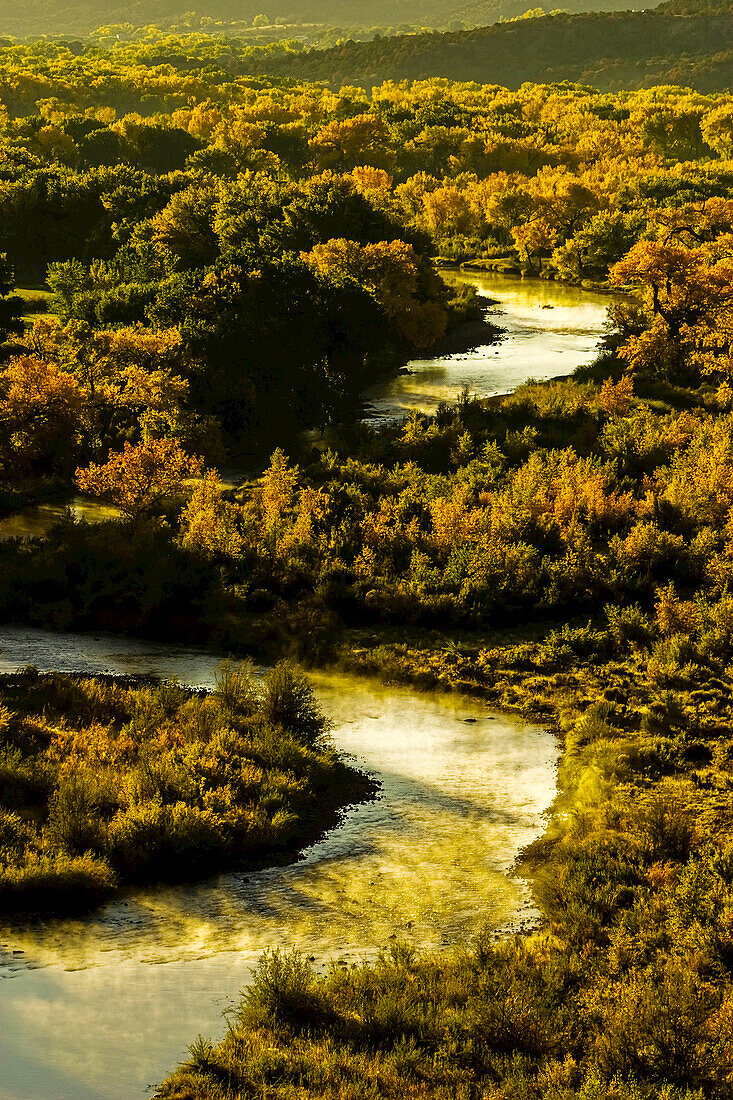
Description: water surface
0,275,611,542
0,468,247,542
0,625,557,1100
365,271,612,424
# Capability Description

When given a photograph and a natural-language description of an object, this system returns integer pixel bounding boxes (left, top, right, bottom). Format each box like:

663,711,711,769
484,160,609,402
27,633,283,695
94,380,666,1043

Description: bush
47,772,104,855
640,792,695,862
0,851,115,915
259,662,330,747
215,659,258,716
243,948,319,1026
106,801,227,879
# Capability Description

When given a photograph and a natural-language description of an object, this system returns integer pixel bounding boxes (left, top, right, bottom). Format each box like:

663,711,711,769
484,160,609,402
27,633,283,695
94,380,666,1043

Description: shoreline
0,667,379,921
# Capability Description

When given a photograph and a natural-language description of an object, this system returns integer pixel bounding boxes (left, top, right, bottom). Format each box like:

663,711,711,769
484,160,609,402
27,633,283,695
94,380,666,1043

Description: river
364,270,612,424
0,626,557,1100
0,273,612,541
0,271,599,1098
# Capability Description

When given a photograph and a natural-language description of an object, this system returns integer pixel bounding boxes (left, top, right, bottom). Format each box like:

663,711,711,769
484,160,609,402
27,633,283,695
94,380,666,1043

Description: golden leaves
75,437,202,520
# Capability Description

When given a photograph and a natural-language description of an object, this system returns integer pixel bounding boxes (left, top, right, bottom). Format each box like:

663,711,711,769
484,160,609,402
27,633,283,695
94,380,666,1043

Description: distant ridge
233,10,733,92
0,0,646,37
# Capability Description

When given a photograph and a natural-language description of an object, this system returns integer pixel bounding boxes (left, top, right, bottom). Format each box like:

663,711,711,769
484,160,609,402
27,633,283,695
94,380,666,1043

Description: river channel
0,272,612,541
0,271,605,1098
365,270,612,424
0,626,558,1100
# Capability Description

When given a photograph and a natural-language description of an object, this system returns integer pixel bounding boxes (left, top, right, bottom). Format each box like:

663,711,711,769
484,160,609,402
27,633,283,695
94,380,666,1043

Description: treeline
0,0,643,39
152,190,733,1100
3,65,733,479
239,10,733,92
4,191,733,646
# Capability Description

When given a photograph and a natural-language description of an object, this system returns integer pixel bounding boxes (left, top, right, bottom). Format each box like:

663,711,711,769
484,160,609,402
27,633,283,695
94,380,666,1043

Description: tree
701,104,733,158
0,255,25,343
302,238,447,348
147,186,219,268
75,438,202,521
0,355,87,476
178,473,245,559
611,239,733,382
553,211,644,281
310,115,393,171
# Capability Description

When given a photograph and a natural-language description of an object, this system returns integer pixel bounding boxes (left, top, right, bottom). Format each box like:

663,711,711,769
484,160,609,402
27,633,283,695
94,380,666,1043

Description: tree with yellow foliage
310,114,392,171
75,439,202,521
0,355,87,475
302,238,446,349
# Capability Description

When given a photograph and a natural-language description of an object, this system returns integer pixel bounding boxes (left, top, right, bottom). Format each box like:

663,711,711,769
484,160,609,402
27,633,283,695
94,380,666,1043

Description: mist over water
0,273,596,1098
0,626,557,1100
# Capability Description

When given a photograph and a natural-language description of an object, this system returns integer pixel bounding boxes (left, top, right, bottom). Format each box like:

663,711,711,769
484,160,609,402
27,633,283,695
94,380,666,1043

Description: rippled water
365,271,612,424
0,626,557,1100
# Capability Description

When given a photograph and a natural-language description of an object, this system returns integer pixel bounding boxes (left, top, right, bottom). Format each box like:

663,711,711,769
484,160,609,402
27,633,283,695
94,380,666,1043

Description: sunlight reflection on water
0,626,557,1100
364,271,612,424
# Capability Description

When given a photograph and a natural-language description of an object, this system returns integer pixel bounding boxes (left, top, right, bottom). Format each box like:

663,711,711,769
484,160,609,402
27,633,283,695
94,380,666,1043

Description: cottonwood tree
75,438,202,521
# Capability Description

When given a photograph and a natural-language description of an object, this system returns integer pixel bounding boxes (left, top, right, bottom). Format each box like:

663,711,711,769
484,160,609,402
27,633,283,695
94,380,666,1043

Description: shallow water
0,495,122,540
364,271,612,424
0,469,247,542
0,276,610,544
0,625,557,1100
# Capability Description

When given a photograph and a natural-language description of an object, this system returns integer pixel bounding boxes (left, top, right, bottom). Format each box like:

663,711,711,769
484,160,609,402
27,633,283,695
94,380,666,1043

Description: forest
1,25,733,1100
0,0,644,39
1,51,733,480
238,8,733,92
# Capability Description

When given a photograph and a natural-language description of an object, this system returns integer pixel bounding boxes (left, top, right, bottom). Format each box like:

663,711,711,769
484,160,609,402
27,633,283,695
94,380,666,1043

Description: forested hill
237,11,733,92
657,0,732,12
0,0,644,38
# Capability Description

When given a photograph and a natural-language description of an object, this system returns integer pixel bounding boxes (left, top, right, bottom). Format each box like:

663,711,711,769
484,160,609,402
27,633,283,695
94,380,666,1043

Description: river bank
0,664,377,920
155,586,733,1100
0,625,557,1100
1,272,691,1099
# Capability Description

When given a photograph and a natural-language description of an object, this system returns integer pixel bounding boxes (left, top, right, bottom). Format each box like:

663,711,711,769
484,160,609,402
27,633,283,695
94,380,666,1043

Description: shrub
105,801,227,879
605,602,654,650
593,959,719,1086
243,948,319,1026
258,662,329,747
0,851,115,914
640,792,695,862
215,659,258,716
46,772,104,855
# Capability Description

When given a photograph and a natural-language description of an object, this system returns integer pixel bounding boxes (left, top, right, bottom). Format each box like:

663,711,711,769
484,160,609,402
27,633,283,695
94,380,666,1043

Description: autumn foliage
75,438,202,519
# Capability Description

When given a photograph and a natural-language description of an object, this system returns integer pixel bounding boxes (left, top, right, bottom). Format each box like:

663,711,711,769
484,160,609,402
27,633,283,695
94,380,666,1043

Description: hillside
230,10,733,91
0,0,645,39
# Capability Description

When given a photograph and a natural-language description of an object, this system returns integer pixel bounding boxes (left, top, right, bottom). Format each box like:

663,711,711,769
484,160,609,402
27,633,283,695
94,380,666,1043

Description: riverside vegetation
0,660,372,915
3,51,733,503
157,244,733,1096
0,34,733,1100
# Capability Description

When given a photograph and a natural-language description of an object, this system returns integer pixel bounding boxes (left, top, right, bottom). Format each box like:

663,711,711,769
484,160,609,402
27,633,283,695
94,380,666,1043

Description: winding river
365,270,612,424
0,273,609,1099
0,273,612,541
0,626,557,1100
